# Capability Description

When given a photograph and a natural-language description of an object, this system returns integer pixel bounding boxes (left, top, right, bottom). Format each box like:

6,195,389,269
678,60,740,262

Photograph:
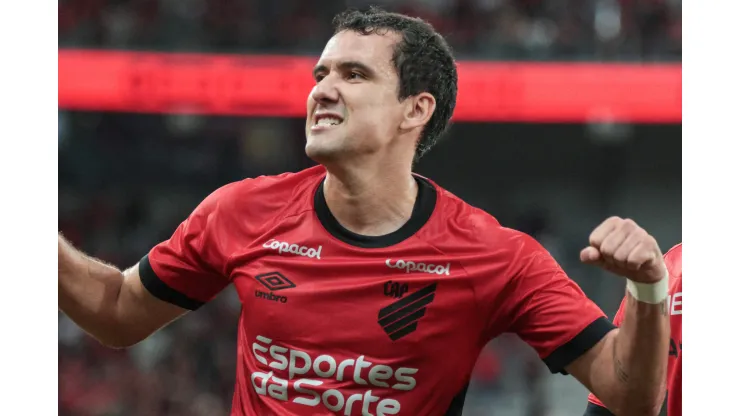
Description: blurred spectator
59,0,681,61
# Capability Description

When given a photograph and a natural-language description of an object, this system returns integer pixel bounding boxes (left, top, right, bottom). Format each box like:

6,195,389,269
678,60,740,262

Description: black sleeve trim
139,254,205,311
543,316,616,374
584,401,615,416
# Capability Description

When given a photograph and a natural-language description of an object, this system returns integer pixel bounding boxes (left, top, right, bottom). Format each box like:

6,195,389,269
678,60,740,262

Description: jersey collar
313,175,437,248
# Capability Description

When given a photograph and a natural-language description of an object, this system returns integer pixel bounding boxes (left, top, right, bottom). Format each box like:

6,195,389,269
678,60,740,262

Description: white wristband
626,275,669,304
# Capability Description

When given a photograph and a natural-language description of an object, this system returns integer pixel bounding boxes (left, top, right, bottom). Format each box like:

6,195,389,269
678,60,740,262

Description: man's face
305,30,406,163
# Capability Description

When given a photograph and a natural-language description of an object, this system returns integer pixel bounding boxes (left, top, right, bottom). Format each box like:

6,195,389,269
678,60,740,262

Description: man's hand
567,216,670,416
580,216,667,284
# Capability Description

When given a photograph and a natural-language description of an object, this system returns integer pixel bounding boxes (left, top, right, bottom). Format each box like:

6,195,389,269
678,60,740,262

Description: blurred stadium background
58,0,681,415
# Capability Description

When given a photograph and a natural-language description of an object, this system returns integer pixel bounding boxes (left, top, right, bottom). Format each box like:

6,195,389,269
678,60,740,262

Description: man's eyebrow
337,61,376,77
312,64,328,78
312,61,377,78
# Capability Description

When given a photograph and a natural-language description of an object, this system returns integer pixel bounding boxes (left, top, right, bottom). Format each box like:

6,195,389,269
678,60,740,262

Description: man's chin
305,142,341,164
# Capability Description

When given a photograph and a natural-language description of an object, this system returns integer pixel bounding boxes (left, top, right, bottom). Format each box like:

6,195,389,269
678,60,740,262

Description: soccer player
59,8,670,416
585,243,682,416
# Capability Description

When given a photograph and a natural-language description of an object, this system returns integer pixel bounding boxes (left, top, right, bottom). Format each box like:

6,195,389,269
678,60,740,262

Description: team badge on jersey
378,283,437,341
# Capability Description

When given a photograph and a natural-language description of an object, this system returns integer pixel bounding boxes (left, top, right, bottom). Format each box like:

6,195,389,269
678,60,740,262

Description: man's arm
59,182,239,348
583,298,627,416
567,296,668,415
567,217,670,416
59,234,187,348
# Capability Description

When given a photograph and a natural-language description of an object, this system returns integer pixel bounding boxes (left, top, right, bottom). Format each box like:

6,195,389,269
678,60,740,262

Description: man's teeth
316,118,341,126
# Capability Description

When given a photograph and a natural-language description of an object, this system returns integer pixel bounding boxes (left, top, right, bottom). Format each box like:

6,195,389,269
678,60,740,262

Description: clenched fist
580,216,668,284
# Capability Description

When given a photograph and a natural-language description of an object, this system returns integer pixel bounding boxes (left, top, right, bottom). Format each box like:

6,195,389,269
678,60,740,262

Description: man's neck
323,163,418,237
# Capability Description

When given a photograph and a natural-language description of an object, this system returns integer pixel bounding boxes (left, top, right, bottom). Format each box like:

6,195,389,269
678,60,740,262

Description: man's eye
348,72,363,80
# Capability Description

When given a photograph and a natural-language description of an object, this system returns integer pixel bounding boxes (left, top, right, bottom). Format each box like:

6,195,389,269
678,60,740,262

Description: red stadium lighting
58,50,681,123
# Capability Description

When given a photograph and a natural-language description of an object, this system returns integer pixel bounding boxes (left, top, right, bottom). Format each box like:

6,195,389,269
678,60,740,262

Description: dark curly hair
332,7,458,161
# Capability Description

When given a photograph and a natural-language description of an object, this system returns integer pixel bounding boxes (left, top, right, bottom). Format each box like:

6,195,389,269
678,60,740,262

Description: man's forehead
317,30,398,71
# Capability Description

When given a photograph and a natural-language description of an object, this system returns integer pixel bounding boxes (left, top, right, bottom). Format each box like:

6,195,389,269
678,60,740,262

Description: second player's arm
567,293,669,416
59,234,188,348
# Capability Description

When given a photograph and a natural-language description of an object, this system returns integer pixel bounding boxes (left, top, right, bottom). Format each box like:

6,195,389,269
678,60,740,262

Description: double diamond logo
255,272,296,291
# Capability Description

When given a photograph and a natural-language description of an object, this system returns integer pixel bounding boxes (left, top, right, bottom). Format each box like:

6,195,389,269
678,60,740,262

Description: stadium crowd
59,0,681,60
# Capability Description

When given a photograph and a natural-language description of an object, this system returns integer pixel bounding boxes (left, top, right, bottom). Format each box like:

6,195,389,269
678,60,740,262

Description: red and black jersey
585,243,682,416
140,165,615,416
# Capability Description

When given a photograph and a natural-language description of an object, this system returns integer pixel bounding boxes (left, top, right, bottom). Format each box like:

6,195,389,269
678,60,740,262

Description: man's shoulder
428,178,502,231
663,242,682,282
426,179,544,260
205,166,325,221
230,165,325,195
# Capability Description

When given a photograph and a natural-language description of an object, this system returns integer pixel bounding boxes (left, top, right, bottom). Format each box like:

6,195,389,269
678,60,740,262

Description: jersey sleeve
139,184,237,310
504,235,616,374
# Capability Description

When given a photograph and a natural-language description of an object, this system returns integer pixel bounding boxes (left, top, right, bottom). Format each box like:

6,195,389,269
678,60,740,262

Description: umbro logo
256,272,295,291
254,272,295,304
378,283,437,341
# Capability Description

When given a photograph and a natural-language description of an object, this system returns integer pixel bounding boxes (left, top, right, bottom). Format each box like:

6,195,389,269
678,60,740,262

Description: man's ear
400,92,436,131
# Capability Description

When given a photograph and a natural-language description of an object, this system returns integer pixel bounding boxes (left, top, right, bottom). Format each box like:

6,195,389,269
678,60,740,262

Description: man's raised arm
566,217,670,416
58,234,188,348
58,183,237,348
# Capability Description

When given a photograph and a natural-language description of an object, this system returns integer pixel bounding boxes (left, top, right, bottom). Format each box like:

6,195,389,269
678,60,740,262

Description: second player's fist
580,216,667,284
